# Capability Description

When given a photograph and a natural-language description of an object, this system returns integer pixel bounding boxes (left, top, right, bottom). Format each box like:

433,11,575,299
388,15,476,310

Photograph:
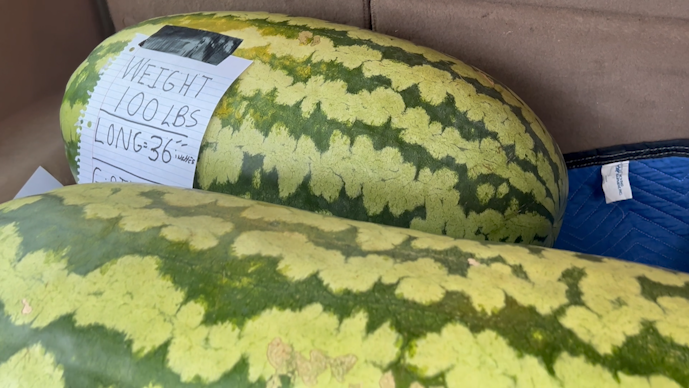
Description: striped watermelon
59,12,568,247
0,183,687,387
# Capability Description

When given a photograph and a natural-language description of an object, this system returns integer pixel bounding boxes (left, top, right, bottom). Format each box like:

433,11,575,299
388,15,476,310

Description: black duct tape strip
140,25,243,66
564,139,689,169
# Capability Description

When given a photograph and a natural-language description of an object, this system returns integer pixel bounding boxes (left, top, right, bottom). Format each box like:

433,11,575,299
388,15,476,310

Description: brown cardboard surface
106,0,371,30
105,0,688,153
372,0,689,153
473,0,689,19
0,94,76,204
0,0,103,121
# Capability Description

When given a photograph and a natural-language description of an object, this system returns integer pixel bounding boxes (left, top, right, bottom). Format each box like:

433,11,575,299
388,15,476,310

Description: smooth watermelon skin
0,183,687,387
59,12,568,247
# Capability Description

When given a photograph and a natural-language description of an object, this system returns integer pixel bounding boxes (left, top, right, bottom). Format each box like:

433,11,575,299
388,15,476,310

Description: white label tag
76,31,252,187
601,161,633,204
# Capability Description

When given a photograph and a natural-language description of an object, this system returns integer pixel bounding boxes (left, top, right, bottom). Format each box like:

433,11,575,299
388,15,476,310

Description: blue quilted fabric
553,156,689,273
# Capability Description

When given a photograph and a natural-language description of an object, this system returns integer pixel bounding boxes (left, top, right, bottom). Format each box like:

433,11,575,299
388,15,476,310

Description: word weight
76,32,252,188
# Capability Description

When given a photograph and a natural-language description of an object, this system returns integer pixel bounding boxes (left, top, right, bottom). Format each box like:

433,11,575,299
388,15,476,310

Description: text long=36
94,121,188,164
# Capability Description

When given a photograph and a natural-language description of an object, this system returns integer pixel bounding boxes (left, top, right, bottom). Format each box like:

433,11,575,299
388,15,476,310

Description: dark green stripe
443,74,564,210
438,65,566,206
559,267,586,306
236,46,394,94
452,161,555,226
382,240,476,277
399,85,499,142
200,155,429,232
398,86,556,226
508,102,566,207
65,140,79,179
63,40,129,107
510,263,531,281
609,323,689,387
389,363,447,388
638,275,689,303
573,252,605,263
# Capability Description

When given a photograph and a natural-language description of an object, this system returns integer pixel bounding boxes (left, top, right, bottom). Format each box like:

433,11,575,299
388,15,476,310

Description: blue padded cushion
553,156,689,273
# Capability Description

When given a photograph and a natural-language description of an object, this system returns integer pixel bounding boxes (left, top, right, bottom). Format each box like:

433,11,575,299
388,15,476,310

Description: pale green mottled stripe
0,344,65,388
450,62,565,178
223,26,383,68
412,236,689,354
0,223,399,386
389,107,555,215
409,324,682,388
0,196,41,213
198,116,553,240
221,11,361,32
225,60,556,215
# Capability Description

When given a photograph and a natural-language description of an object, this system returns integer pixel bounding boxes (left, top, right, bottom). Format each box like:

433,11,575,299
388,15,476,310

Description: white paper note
76,32,252,187
601,161,633,204
13,166,64,199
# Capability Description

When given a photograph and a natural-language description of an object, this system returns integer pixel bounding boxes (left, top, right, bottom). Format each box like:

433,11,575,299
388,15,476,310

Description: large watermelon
59,12,567,246
1,183,687,387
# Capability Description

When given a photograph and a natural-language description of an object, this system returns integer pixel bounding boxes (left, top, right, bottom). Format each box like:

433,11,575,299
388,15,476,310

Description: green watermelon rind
59,12,568,247
0,184,687,387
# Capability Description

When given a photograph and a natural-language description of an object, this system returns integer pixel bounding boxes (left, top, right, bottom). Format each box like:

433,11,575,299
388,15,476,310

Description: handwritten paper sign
76,26,252,187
